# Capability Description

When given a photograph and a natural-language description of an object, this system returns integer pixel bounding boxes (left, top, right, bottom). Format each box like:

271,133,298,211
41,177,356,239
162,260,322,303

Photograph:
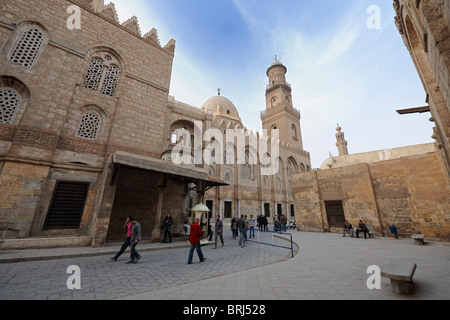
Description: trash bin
389,225,398,239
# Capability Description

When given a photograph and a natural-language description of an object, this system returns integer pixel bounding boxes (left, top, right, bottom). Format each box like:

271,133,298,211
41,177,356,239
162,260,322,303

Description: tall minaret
261,58,304,150
335,124,349,156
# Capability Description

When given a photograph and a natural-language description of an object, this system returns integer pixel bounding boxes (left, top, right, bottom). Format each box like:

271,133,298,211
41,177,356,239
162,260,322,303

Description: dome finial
217,88,221,96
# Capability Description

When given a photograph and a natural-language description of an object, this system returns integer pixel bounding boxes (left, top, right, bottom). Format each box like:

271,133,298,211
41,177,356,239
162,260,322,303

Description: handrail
244,228,294,258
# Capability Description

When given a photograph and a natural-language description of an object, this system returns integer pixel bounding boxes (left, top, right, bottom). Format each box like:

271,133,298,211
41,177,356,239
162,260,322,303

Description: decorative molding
13,126,59,149
57,135,106,156
0,123,161,158
393,0,405,35
0,123,15,141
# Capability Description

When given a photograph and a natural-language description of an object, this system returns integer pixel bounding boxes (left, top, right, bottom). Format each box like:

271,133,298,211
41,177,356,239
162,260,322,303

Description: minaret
335,124,349,156
261,58,304,150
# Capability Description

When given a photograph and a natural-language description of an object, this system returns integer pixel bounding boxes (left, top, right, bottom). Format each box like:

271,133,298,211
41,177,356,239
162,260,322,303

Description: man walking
111,216,133,262
187,217,207,264
128,217,141,264
213,215,224,249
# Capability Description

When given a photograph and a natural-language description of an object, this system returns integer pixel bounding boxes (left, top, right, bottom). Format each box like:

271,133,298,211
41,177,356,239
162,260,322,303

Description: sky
113,0,434,169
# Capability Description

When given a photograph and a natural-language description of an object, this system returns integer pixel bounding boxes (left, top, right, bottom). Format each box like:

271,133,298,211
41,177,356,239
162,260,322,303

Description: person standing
244,215,249,241
213,215,224,249
248,215,256,239
237,215,246,248
163,213,173,243
111,216,133,262
281,214,287,232
128,217,141,264
231,217,238,240
187,217,207,264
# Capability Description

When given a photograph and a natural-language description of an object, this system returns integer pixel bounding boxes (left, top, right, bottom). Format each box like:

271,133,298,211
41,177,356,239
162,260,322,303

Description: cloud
113,1,433,168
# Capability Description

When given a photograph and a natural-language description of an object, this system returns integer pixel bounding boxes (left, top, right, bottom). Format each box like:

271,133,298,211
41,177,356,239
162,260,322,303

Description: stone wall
0,0,175,243
395,0,450,184
292,150,450,241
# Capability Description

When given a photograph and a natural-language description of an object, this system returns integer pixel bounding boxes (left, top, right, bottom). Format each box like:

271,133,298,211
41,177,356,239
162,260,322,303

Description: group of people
343,219,370,239
110,212,276,265
110,213,218,265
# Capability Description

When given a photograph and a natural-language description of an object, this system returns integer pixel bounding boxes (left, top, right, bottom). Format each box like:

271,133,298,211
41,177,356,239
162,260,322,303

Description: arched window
101,65,120,96
275,178,281,190
291,124,298,140
224,171,232,183
83,53,121,97
8,27,45,68
76,111,101,140
300,163,306,173
83,58,104,91
0,87,21,124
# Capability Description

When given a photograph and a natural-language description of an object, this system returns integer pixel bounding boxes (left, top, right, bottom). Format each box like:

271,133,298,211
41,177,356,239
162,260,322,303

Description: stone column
90,158,119,247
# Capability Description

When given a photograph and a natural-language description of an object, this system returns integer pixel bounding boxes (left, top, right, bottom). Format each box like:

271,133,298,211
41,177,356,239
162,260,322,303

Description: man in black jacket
213,215,224,249
163,213,174,243
356,220,368,239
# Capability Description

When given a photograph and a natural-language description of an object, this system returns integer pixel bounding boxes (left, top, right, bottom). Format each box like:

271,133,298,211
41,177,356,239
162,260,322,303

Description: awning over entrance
112,151,229,189
91,151,229,247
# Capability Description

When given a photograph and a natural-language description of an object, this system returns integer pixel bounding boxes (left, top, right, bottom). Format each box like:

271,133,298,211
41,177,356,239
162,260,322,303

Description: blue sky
114,0,434,168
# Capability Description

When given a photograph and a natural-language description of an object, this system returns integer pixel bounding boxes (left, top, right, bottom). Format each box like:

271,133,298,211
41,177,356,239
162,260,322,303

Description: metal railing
244,228,294,258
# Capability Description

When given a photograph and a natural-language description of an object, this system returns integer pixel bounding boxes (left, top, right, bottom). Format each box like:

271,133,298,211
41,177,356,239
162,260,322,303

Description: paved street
1,228,450,300
0,228,292,300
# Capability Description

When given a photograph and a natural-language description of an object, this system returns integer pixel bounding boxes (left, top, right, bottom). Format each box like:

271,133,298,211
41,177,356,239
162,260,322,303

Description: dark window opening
206,200,213,220
264,203,271,217
224,201,232,219
43,181,90,229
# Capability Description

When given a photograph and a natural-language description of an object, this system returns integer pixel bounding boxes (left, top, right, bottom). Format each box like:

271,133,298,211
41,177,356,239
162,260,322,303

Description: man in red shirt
187,217,207,264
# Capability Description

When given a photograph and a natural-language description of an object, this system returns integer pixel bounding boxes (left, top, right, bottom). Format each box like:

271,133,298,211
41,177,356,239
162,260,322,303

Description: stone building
290,0,450,242
393,0,450,185
292,124,450,241
200,59,311,223
0,0,310,249
0,0,228,249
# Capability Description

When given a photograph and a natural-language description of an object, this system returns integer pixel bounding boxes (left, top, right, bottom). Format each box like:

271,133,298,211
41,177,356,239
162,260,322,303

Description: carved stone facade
0,0,310,248
0,0,180,247
394,0,450,184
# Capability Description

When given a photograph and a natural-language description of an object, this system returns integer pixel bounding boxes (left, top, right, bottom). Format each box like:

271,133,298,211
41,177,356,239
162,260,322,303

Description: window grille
0,88,21,124
101,65,120,96
83,56,121,96
76,112,100,140
43,181,90,229
325,201,346,228
83,58,104,91
8,28,44,68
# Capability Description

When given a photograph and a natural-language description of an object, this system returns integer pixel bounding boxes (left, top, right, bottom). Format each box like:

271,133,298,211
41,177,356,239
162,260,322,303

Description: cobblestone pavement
2,229,450,300
0,229,293,300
